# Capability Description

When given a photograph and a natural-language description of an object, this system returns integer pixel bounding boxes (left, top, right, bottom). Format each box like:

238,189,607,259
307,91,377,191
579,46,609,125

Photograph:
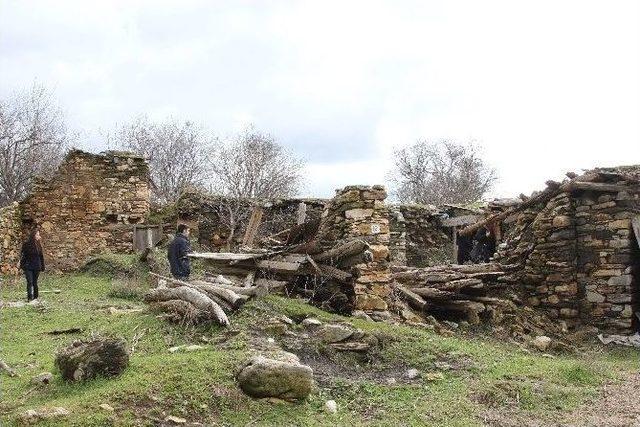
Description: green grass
0,273,637,426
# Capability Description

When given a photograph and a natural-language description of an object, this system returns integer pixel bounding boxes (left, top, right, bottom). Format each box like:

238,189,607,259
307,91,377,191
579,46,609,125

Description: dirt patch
478,371,640,426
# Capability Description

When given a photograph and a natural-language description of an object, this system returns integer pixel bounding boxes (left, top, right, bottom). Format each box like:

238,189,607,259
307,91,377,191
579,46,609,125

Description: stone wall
389,205,454,267
0,202,23,274
176,189,327,250
497,168,640,333
575,189,640,332
20,150,150,271
317,185,392,311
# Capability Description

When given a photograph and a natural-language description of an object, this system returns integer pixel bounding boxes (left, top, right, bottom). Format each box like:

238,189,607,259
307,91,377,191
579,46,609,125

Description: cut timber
0,359,18,377
254,279,287,293
412,287,458,301
317,264,352,282
155,300,201,322
440,215,482,227
570,182,635,193
242,206,264,247
396,285,428,311
255,260,303,274
188,281,248,308
146,286,229,326
312,240,369,263
189,252,267,262
393,271,465,284
243,271,255,288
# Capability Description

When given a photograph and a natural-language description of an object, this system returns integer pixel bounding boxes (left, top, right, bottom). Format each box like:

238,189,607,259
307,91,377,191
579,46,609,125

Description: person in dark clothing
168,224,192,279
20,228,45,301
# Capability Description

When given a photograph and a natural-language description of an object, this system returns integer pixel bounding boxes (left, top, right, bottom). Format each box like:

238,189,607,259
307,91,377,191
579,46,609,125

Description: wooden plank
242,206,264,247
296,202,307,225
440,215,482,228
255,260,302,273
189,252,265,261
317,264,352,282
632,216,640,249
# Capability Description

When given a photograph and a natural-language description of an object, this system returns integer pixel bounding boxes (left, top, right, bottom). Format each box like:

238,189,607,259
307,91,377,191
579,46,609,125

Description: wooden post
296,202,307,225
242,206,264,248
452,226,458,263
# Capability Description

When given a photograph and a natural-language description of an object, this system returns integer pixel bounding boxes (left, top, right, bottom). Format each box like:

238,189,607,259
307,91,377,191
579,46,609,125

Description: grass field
0,271,637,426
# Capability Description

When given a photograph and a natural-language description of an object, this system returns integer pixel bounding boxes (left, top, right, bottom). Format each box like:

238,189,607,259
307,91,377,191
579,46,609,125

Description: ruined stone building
0,150,150,272
492,167,640,333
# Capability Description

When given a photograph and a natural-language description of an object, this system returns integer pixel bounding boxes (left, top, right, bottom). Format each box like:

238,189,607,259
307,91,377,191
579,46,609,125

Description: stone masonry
20,150,150,271
317,185,392,311
0,202,23,274
497,167,640,333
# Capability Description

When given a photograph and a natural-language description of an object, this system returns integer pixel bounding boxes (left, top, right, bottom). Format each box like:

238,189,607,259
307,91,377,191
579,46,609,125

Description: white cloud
1,0,638,199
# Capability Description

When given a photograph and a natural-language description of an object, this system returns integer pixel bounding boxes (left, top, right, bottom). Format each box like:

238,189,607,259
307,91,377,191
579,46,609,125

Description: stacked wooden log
189,239,372,314
145,273,256,326
145,239,373,325
392,263,516,325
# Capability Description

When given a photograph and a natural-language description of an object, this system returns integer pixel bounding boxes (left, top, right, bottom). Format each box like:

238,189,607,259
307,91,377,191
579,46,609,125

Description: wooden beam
440,215,482,227
242,206,264,247
189,252,266,262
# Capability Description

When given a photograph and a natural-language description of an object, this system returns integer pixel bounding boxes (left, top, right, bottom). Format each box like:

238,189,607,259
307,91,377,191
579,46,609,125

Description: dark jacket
20,241,45,271
168,233,191,278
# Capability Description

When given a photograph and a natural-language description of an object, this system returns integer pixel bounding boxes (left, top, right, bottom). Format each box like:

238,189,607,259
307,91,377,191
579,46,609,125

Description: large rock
55,337,129,382
236,356,314,401
317,324,354,343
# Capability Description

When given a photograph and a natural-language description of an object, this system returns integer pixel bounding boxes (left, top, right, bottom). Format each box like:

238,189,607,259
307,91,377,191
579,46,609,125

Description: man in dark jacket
168,224,192,280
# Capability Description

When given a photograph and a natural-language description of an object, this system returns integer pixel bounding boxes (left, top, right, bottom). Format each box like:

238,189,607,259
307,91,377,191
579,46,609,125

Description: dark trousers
25,270,40,301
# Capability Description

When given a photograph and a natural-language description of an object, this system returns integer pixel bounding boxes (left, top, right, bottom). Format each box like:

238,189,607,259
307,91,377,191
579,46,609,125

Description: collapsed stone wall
497,169,640,333
176,190,327,250
0,202,23,274
20,150,150,271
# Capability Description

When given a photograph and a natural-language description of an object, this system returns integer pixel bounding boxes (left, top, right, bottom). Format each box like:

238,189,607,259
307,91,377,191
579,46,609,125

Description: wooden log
412,287,458,301
435,278,483,292
145,282,229,326
570,181,636,193
189,281,248,308
338,250,374,268
312,240,369,263
153,300,201,322
0,359,18,377
316,264,352,282
254,278,287,292
395,285,428,311
255,260,303,274
188,252,267,261
243,271,255,288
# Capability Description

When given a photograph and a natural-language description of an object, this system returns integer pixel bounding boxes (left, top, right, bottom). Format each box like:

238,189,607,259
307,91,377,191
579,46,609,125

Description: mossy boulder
236,356,314,401
55,337,129,382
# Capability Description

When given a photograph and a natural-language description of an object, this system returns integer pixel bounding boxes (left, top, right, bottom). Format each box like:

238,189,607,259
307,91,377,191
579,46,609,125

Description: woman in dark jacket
20,229,45,301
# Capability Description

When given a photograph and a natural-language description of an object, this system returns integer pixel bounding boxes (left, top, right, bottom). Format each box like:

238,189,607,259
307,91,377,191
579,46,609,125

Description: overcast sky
1,1,639,199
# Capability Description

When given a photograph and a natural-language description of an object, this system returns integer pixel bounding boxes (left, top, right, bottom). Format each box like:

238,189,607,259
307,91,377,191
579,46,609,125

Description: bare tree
389,140,497,205
207,127,305,247
210,127,304,199
112,116,214,204
0,84,70,206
